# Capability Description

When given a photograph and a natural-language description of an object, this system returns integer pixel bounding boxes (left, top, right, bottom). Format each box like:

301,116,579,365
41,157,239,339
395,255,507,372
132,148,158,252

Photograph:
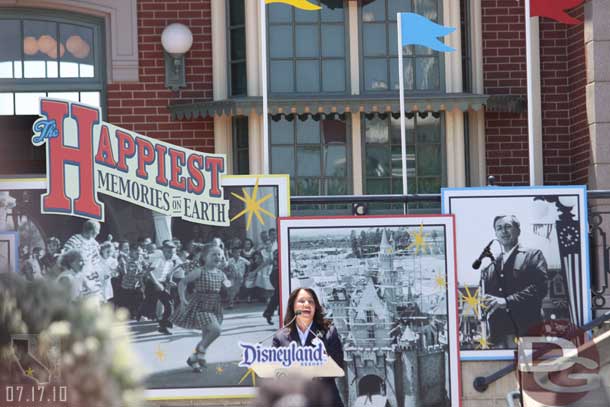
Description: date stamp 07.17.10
2,334,70,407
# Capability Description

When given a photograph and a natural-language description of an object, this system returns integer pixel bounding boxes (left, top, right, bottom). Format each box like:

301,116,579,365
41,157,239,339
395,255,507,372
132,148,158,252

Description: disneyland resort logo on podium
30,98,229,224
238,340,328,368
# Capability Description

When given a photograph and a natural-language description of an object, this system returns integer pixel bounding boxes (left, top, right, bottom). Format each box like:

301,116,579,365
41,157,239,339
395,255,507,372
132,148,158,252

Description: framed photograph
442,186,591,360
278,215,461,407
0,175,290,400
0,231,19,273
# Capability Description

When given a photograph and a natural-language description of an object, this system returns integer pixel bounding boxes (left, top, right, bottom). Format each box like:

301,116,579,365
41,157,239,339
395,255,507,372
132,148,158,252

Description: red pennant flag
530,0,584,25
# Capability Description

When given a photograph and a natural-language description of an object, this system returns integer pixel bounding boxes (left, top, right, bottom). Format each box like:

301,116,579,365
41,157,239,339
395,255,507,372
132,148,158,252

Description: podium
250,356,344,379
239,337,345,379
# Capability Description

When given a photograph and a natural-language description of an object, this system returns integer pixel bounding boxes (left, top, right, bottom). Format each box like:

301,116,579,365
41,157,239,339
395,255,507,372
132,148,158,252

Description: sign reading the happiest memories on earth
31,98,229,225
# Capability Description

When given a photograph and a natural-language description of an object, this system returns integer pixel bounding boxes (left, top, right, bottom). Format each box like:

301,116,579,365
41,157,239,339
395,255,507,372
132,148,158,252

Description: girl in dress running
171,243,230,372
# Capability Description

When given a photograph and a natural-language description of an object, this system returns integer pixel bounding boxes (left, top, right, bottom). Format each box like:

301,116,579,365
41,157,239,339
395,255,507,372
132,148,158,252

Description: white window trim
221,0,472,186
0,0,139,82
467,0,487,186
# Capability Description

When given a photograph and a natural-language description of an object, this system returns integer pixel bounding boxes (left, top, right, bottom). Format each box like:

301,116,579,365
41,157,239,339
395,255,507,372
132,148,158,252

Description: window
360,0,443,92
368,326,376,339
228,0,247,96
233,116,249,174
267,0,347,94
0,9,105,175
460,0,472,93
366,310,375,323
363,113,443,209
270,116,350,196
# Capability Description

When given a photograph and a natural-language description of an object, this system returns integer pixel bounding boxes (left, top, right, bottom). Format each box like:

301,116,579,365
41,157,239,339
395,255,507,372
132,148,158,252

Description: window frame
367,325,376,339
232,115,250,174
226,0,247,97
0,8,106,175
265,0,350,95
269,115,353,197
0,8,107,117
361,112,447,198
358,0,447,94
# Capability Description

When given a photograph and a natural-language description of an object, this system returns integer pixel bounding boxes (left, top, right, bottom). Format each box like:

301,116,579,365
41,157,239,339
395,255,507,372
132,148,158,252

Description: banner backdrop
32,98,229,225
278,215,461,407
0,175,290,400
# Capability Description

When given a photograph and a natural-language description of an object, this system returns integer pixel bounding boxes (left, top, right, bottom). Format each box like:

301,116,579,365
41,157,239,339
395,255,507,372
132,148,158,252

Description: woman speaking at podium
272,288,345,407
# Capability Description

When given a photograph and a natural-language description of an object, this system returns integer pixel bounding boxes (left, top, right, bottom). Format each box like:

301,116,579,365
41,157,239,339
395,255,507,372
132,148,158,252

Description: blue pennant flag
400,12,456,53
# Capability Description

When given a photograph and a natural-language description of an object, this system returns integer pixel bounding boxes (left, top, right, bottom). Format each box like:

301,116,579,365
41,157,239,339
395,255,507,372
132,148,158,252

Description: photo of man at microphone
443,187,591,359
478,215,548,348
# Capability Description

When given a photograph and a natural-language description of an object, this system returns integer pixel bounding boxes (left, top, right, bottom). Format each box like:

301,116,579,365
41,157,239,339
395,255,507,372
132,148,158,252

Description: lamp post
161,23,193,91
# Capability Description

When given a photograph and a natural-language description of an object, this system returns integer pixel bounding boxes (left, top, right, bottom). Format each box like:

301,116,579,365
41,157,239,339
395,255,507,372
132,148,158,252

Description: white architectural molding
443,0,463,93
446,110,466,187
212,0,228,100
585,0,610,189
528,18,544,185
249,112,263,174
469,110,487,185
214,115,233,173
0,0,139,82
468,0,487,186
442,0,465,187
348,0,359,95
351,112,363,194
245,0,260,97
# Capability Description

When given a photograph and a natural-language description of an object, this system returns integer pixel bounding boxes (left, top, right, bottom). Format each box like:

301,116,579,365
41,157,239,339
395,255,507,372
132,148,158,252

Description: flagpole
397,13,408,213
525,0,536,186
260,0,270,174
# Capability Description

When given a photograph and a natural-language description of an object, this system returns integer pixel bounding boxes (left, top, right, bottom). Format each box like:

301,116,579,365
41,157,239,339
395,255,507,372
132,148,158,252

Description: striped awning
169,93,488,120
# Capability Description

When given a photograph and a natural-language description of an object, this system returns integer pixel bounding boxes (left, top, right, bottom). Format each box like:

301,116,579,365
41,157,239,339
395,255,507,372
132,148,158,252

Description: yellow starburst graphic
216,366,224,375
475,335,492,350
239,367,256,386
407,224,429,255
25,367,34,377
460,286,486,318
434,273,447,289
231,177,275,231
154,345,165,362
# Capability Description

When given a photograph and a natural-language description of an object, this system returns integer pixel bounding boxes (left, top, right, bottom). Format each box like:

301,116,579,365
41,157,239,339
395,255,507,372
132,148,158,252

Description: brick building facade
1,0,609,406
483,0,589,186
107,0,215,154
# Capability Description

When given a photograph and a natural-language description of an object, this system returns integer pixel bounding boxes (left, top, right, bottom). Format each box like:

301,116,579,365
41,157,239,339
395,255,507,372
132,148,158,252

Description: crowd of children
18,221,281,334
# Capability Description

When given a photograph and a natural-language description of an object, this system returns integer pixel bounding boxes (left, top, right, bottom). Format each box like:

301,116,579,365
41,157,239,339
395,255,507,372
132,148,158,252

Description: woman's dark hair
284,288,331,332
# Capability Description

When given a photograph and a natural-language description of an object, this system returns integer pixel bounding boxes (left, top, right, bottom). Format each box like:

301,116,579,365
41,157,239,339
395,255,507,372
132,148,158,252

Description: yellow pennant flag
265,0,321,11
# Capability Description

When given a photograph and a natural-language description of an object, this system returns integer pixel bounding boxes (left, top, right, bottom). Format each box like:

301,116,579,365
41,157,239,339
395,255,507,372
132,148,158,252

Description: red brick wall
539,16,572,185
106,0,214,153
566,5,589,184
483,0,529,185
482,0,588,185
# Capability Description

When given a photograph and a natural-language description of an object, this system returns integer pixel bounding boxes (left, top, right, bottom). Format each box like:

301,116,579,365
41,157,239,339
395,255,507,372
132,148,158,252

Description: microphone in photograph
257,310,302,344
472,239,496,270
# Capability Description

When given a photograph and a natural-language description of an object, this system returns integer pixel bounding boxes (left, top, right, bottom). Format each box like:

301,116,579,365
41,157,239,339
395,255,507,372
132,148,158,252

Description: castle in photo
295,228,450,407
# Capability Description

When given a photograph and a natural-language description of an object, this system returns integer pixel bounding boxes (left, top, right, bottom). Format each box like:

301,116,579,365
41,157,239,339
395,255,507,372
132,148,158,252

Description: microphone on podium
258,310,302,344
472,239,496,270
